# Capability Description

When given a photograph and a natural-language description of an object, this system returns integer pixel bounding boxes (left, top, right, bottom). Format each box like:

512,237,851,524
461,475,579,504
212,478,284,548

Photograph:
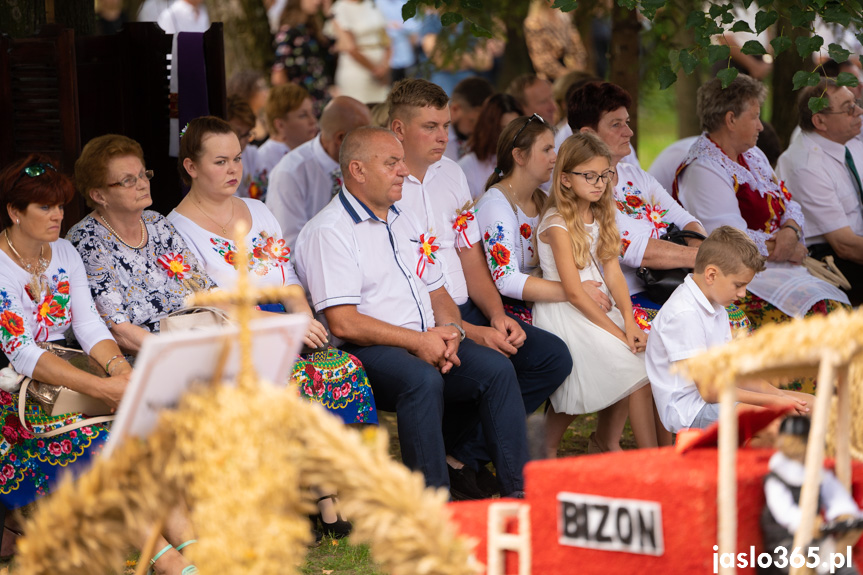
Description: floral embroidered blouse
613,161,700,294
475,187,540,300
0,239,113,378
66,211,214,333
167,198,301,290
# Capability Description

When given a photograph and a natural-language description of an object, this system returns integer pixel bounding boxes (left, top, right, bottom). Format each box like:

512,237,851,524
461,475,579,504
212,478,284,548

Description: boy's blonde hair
545,132,620,268
265,84,310,134
694,226,766,275
386,78,449,125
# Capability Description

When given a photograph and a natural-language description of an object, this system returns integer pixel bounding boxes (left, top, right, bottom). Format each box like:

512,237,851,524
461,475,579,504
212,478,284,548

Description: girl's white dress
533,209,648,414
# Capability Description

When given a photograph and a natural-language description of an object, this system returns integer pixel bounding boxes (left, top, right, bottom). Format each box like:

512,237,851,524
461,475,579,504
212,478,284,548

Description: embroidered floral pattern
519,223,532,239
211,233,293,283
291,349,377,424
615,181,671,238
24,270,72,342
248,170,267,201
0,289,26,355
483,223,515,283
157,253,191,281
415,233,439,278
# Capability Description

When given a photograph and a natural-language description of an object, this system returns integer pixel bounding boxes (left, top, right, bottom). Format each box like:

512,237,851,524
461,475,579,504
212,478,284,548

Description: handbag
18,342,115,438
635,223,706,304
159,306,231,333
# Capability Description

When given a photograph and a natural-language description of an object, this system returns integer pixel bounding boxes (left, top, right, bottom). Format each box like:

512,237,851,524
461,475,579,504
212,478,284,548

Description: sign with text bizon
558,492,664,556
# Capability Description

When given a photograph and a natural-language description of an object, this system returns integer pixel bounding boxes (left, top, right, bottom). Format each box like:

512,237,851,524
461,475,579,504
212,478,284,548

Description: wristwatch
444,322,466,342
782,222,803,242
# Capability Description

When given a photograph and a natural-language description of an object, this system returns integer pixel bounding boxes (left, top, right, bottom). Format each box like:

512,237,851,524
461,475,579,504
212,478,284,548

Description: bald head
339,126,397,177
320,96,373,159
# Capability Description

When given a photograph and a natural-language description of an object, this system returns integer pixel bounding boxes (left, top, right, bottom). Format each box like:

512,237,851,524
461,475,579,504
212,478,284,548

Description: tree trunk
610,5,640,149
205,0,273,80
772,16,808,149
0,0,46,38
670,0,700,137
498,22,534,91
573,0,598,76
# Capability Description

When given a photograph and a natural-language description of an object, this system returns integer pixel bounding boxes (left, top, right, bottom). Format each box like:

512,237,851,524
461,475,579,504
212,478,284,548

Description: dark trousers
810,243,863,306
340,338,528,495
450,299,572,469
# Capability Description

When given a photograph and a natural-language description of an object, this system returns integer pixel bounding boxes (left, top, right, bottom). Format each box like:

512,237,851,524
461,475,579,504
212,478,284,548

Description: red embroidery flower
248,182,262,200
625,195,643,209
56,281,69,294
621,238,631,256
519,223,532,239
224,251,236,266
157,253,192,280
490,243,511,267
0,311,24,337
256,237,291,264
37,296,64,326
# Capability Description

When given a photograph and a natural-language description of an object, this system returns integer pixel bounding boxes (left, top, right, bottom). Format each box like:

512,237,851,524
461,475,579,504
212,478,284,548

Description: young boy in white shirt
646,226,811,433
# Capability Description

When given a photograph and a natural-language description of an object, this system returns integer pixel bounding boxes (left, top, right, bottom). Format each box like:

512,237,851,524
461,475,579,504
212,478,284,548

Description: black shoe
448,464,488,501
502,490,525,499
475,465,499,498
317,495,352,539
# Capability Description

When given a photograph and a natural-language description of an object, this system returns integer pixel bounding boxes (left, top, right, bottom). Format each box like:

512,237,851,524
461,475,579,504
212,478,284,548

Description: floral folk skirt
734,293,850,393
293,348,377,425
0,390,110,508
630,292,751,334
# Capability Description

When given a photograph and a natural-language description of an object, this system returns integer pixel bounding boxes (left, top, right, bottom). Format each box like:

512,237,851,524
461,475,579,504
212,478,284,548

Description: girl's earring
15,219,19,225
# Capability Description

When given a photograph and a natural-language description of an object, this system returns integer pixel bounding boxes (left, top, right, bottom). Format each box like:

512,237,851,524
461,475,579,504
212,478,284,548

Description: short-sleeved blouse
475,187,540,300
0,239,113,377
66,211,214,333
167,198,301,290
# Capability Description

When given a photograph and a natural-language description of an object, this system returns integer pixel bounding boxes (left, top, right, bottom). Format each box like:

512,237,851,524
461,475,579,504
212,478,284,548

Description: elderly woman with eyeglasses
674,75,850,342
66,134,215,353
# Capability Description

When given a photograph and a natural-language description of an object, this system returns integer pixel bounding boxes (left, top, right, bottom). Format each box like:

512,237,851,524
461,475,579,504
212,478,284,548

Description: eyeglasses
569,169,616,185
510,113,545,150
819,101,862,117
107,170,154,188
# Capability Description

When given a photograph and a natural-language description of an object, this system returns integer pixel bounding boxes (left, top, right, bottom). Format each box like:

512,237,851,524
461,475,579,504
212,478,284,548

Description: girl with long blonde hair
534,132,662,456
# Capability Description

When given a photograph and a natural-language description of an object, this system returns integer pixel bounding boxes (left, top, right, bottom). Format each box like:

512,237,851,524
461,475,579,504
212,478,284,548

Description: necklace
193,196,235,236
99,214,147,249
4,228,48,274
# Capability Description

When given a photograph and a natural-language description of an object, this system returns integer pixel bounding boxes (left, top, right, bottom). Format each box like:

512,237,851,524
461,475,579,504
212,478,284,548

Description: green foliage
793,70,821,90
741,39,767,55
837,72,861,88
808,97,830,114
551,0,579,12
717,67,739,88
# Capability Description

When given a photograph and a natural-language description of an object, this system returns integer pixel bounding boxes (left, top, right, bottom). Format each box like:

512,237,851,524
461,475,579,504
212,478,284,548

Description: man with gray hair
267,96,373,247
777,80,863,304
293,126,529,497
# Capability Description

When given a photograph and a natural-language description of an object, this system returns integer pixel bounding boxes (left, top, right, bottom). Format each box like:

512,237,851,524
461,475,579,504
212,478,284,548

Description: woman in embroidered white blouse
674,74,849,341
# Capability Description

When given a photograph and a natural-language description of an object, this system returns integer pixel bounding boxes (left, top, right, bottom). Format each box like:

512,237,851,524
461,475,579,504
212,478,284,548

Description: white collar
683,274,723,316
406,159,444,185
803,130,848,165
312,135,339,173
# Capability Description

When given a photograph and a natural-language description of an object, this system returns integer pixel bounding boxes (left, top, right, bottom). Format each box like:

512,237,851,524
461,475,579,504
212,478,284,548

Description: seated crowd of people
0,70,860,571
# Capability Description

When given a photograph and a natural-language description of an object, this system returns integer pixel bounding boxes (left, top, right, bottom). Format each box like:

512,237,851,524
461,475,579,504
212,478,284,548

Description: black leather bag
635,224,706,304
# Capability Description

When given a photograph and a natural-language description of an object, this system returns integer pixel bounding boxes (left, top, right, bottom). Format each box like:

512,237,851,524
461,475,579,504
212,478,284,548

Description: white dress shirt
294,189,445,337
444,124,467,161
267,136,341,248
251,139,292,202
646,275,730,433
776,131,863,244
156,0,209,33
647,136,699,194
614,162,700,294
457,152,496,200
397,157,481,305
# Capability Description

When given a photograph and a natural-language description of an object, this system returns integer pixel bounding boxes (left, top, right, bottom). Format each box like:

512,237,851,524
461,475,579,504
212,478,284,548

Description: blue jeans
340,338,528,495
451,299,572,469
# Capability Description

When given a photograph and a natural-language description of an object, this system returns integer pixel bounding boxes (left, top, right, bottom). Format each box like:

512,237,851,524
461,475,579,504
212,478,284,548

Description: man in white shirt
267,96,372,247
386,79,569,496
776,79,863,305
294,126,529,497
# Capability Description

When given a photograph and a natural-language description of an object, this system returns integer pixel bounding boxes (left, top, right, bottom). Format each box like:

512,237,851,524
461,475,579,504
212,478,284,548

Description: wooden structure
0,22,227,231
683,308,863,574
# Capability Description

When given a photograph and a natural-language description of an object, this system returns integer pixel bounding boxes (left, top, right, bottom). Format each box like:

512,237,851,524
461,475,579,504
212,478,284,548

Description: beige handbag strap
18,377,115,438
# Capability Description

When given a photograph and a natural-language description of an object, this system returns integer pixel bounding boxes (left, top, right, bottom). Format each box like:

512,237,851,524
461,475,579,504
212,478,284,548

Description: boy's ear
703,264,719,284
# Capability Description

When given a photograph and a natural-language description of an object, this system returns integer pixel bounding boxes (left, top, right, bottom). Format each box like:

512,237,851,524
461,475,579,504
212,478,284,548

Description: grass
637,84,680,171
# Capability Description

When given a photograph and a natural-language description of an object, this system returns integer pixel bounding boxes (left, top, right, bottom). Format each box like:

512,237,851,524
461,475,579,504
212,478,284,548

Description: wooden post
835,364,851,490
718,381,738,574
789,354,838,575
